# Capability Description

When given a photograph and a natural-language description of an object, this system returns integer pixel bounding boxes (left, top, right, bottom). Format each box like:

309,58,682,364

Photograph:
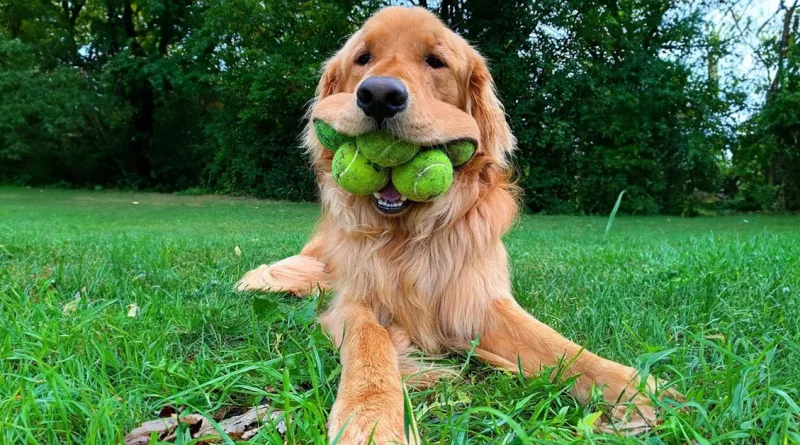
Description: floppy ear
306,54,344,163
467,53,515,168
316,55,343,99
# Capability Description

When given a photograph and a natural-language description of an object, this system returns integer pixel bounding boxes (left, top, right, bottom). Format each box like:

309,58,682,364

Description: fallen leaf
124,418,178,445
180,414,204,425
126,404,286,443
126,303,140,318
234,246,242,257
194,404,282,440
160,415,205,442
125,415,205,445
241,427,261,440
212,405,237,420
62,289,84,314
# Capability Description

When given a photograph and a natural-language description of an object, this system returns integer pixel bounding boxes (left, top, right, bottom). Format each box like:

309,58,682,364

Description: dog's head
307,7,515,233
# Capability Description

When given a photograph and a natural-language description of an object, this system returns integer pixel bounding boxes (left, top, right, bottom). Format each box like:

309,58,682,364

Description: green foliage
192,0,380,200
0,0,380,198
735,73,800,211
0,0,794,213
0,38,130,186
732,2,800,211
442,0,740,215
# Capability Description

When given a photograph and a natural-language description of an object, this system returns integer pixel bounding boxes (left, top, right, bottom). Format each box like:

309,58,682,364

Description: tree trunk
707,33,720,90
768,0,798,96
8,4,22,38
122,0,145,57
440,0,453,22
60,1,86,67
131,87,155,183
766,1,797,205
105,0,120,56
121,0,154,183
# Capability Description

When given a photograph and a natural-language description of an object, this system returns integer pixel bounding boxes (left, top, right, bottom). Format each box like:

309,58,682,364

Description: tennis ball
313,120,352,152
356,131,420,167
392,150,454,202
445,140,476,167
331,142,389,195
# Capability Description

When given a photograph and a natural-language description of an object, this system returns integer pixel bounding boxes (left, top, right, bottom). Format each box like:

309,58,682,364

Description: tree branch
757,5,783,35
60,1,85,27
724,3,773,85
158,2,173,56
122,0,144,56
71,1,85,26
769,0,798,95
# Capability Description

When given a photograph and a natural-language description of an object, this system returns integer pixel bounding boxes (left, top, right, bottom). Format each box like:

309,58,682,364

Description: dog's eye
356,52,371,66
425,55,446,69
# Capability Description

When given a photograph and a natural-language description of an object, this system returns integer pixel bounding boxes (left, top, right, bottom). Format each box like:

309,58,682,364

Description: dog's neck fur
319,165,518,353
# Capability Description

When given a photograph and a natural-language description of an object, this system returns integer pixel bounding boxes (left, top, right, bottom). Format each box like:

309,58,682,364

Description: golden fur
237,7,680,443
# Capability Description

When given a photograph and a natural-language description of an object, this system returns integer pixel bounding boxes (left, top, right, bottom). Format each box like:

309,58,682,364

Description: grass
1,186,798,444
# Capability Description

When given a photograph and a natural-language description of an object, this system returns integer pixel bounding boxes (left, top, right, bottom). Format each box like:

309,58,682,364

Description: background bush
1,0,798,214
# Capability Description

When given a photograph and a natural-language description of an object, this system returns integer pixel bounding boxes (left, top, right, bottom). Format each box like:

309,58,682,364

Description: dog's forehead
359,7,452,52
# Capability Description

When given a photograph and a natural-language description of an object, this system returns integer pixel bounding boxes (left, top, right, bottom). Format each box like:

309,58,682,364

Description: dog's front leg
322,304,417,444
235,234,329,295
478,298,678,432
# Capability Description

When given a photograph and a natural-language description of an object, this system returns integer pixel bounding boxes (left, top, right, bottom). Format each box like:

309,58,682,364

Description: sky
716,0,786,104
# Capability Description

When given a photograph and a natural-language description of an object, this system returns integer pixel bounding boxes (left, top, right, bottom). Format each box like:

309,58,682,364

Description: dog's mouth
312,93,480,149
371,183,411,214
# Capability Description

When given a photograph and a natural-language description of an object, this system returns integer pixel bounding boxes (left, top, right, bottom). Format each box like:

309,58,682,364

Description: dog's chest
327,230,511,343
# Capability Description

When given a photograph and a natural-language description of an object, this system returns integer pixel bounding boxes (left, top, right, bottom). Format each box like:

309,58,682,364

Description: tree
0,0,786,214
0,37,129,185
433,0,738,214
734,0,800,210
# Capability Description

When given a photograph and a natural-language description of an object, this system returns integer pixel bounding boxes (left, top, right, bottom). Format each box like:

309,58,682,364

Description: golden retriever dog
238,6,679,443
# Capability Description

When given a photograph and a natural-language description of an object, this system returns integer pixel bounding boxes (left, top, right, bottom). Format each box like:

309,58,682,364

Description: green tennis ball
314,120,352,152
331,142,389,195
445,140,476,167
356,131,420,167
392,150,454,202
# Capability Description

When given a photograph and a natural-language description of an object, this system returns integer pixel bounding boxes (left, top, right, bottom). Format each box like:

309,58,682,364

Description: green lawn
1,187,799,444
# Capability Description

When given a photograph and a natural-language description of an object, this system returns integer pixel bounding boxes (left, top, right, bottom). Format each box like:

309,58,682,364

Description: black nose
356,76,408,120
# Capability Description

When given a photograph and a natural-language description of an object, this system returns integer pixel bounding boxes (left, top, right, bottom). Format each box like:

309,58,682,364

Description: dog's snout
356,76,408,120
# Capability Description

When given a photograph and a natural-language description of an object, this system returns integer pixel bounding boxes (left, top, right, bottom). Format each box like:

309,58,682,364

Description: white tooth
400,196,407,202
378,199,398,208
373,192,381,199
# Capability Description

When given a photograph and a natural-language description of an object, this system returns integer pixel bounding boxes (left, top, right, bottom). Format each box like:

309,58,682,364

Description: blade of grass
605,190,626,236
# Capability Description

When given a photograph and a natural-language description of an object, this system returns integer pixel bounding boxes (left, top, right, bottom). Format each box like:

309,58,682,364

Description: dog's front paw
586,362,684,435
235,255,329,295
328,399,417,445
235,264,274,292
